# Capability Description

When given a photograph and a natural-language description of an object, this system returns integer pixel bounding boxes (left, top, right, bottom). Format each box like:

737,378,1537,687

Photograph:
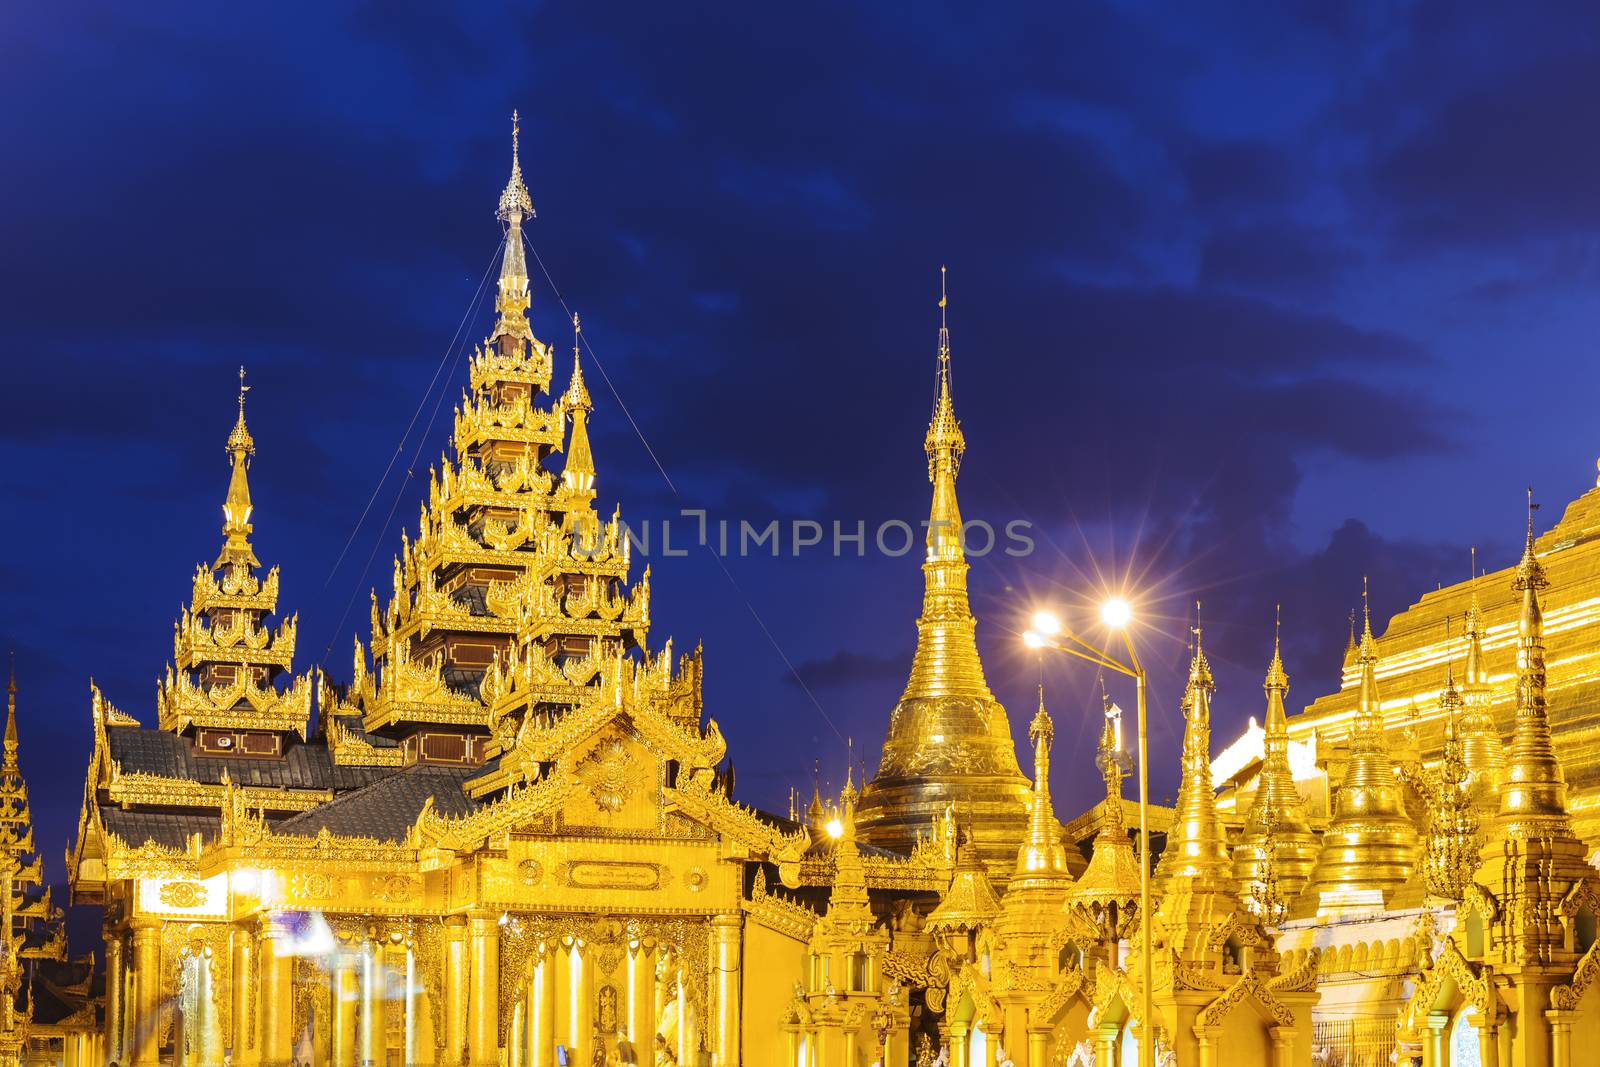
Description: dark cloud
0,2,1594,856
785,650,908,692
1198,222,1360,296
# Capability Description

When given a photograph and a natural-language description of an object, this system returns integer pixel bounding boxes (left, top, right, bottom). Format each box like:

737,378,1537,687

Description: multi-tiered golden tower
855,276,1030,873
1231,623,1318,915
0,666,72,1066
158,372,313,746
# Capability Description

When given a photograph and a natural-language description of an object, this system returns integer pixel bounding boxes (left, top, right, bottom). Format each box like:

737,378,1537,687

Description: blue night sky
3,3,1600,895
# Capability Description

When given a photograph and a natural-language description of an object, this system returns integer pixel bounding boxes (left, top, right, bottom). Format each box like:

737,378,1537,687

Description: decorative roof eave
101,832,203,881
190,562,280,614
361,700,490,734
467,338,553,394
172,611,297,669
105,771,331,813
665,775,809,864
789,851,952,893
744,869,818,941
157,668,313,737
409,773,572,853
327,719,405,768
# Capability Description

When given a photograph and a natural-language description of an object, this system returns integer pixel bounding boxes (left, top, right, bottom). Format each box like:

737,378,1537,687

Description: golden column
627,942,655,1048
232,923,258,1067
105,926,125,1067
360,941,381,1067
406,942,431,1065
530,948,555,1067
710,915,742,1066
129,918,162,1067
445,916,468,1065
468,913,500,1067
333,949,358,1067
572,941,594,1062
257,913,295,1067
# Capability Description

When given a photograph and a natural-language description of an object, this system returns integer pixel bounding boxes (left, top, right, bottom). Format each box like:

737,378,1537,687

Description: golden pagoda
855,272,1031,873
1306,588,1419,910
1230,620,1318,914
1066,703,1143,971
1151,627,1232,889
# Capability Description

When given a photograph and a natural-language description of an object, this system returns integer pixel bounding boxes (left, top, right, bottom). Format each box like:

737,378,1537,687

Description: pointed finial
1518,489,1548,590
1266,604,1289,691
1189,601,1213,687
939,263,949,350
497,109,535,222
561,312,592,413
6,652,13,703
227,365,254,456
1442,615,1458,690
924,266,965,473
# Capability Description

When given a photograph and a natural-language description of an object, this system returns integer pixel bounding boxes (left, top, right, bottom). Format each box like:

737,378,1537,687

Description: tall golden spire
1068,699,1143,950
1457,547,1504,808
561,313,596,503
1154,613,1233,887
1499,490,1569,828
3,657,16,776
1472,493,1596,971
1234,608,1318,909
856,269,1029,871
1309,580,1418,906
1014,687,1070,880
1422,632,1480,901
490,110,535,350
215,366,260,570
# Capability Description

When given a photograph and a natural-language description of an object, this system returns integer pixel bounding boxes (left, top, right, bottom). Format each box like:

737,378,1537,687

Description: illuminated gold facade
58,115,1600,1067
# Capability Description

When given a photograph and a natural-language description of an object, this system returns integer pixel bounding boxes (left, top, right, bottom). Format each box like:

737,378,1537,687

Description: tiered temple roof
0,665,69,1060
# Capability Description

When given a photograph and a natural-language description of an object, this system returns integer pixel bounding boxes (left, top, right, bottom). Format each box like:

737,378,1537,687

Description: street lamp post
1025,600,1154,1067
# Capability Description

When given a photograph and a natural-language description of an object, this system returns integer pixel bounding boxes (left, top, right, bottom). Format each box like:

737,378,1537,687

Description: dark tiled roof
102,808,219,850
442,668,484,695
803,838,908,861
453,584,491,616
276,765,479,843
31,955,99,1027
463,754,503,785
333,715,399,748
107,727,395,792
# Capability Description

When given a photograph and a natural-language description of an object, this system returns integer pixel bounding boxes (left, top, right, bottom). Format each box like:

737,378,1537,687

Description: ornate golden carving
576,733,640,813
561,860,662,891
370,873,418,902
157,881,207,908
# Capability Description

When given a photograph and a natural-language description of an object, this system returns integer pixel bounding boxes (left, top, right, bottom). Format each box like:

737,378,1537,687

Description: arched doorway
1450,1008,1481,1067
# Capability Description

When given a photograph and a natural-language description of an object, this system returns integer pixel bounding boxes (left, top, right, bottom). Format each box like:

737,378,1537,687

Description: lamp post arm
1041,632,1139,679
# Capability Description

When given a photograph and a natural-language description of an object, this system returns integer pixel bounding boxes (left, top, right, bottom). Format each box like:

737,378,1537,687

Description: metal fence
1312,1016,1398,1067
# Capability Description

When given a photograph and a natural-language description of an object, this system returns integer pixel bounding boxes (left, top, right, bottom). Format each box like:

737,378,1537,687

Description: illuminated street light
1024,599,1154,1067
